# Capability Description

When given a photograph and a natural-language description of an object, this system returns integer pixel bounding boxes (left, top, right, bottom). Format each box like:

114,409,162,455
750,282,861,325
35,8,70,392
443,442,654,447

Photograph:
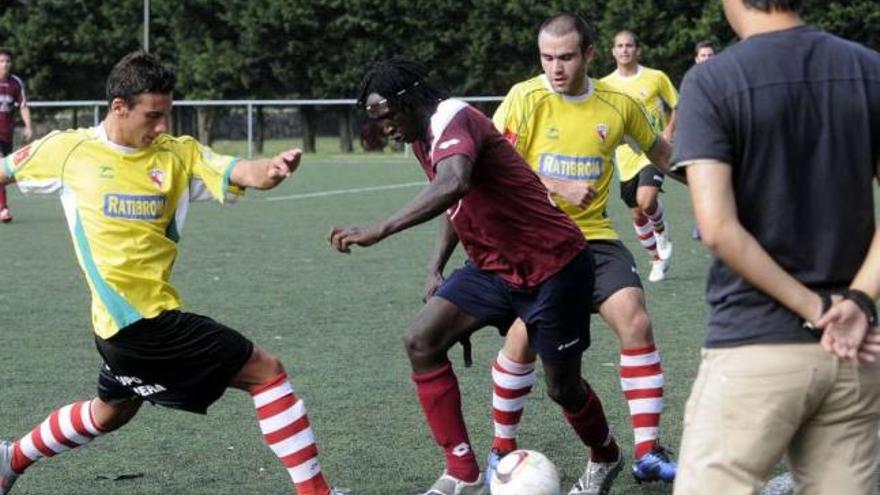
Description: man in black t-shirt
671,0,880,493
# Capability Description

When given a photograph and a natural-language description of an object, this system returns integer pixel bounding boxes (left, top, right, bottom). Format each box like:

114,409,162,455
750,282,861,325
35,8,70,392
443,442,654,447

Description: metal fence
27,97,503,157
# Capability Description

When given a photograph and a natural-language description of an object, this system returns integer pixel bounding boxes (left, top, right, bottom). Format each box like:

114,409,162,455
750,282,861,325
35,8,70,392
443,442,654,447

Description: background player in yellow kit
602,30,679,282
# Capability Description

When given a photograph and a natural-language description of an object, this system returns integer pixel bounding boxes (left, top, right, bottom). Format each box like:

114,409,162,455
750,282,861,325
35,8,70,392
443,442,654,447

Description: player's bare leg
230,346,347,495
598,287,676,483
0,396,141,494
638,185,672,280
404,296,485,494
0,185,11,223
542,357,622,495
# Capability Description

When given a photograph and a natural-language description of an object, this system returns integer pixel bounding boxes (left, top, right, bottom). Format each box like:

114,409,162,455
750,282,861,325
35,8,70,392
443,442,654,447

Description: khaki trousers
674,343,880,495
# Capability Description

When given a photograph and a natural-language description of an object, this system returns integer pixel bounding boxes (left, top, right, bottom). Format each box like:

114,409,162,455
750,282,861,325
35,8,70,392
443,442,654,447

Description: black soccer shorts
95,310,254,414
620,165,665,208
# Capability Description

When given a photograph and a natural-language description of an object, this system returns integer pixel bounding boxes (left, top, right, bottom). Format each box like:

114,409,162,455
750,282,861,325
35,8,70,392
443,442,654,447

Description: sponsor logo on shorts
538,153,603,180
115,374,168,398
103,193,166,220
557,338,580,351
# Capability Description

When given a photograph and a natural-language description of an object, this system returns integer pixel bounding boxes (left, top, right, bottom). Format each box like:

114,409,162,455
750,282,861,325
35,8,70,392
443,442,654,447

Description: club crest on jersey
546,126,560,140
148,168,165,189
596,123,609,143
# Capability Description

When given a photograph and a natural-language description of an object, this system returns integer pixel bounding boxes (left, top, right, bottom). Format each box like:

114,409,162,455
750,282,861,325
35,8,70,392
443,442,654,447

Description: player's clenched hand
328,225,383,253
267,149,303,180
556,181,597,209
423,271,445,303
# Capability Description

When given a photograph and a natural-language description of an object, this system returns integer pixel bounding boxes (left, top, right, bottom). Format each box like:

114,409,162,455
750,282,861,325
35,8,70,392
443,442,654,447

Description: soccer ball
490,449,560,495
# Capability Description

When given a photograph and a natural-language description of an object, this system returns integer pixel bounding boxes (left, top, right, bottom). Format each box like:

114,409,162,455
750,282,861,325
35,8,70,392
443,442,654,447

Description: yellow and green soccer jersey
493,75,658,240
601,66,678,181
3,125,241,339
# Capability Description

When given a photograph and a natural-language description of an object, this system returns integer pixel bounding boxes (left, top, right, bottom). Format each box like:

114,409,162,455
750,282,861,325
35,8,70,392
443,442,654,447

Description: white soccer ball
490,449,561,495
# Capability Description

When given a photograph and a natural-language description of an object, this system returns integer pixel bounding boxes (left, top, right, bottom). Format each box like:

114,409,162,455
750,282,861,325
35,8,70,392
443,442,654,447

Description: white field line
266,181,426,201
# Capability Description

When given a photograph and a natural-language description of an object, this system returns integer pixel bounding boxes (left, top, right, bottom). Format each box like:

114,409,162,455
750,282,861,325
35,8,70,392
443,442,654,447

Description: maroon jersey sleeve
12,76,26,107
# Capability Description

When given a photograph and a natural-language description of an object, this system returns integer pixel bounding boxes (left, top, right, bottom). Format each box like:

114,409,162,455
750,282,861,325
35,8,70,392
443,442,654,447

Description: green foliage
0,1,875,99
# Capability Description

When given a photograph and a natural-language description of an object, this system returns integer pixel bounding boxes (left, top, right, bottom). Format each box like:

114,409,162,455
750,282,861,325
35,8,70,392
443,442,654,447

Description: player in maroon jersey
0,48,33,223
329,58,621,495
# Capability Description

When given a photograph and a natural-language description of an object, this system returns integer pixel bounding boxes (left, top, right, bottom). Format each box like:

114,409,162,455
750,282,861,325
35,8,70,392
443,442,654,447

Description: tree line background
0,0,876,149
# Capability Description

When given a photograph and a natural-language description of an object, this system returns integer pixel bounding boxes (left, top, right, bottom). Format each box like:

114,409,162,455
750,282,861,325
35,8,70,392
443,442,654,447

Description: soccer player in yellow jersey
486,13,678,494
0,52,348,495
603,30,679,282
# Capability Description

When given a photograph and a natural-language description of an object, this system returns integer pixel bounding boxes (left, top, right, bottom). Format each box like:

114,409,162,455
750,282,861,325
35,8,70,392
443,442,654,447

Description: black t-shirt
671,26,880,348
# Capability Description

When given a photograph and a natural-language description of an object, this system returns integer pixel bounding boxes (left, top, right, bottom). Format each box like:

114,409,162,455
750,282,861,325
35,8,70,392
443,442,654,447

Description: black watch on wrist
802,292,832,338
844,289,878,326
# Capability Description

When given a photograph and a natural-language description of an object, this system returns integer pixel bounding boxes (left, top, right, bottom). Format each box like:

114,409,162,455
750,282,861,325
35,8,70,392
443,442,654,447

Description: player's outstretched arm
688,158,825,324
328,154,473,254
229,148,302,190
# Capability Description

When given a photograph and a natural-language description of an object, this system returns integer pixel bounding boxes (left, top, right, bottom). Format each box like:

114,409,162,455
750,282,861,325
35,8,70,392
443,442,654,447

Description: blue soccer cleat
632,445,676,484
484,449,508,491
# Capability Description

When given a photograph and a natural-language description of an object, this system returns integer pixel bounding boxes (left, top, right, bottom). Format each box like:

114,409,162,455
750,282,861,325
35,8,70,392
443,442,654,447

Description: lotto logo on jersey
537,153,603,180
103,194,166,220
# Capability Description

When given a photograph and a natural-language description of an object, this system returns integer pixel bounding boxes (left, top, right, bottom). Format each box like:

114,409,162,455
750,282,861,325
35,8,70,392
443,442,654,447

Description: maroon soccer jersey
412,99,586,288
0,75,26,143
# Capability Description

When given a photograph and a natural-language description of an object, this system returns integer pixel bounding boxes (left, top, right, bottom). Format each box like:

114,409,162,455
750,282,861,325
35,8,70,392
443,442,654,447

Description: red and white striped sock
490,351,536,453
633,216,660,260
252,374,331,495
646,201,666,236
10,399,107,474
619,345,664,459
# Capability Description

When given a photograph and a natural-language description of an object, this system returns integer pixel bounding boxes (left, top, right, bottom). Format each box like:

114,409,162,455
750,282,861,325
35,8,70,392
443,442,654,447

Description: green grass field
0,147,716,494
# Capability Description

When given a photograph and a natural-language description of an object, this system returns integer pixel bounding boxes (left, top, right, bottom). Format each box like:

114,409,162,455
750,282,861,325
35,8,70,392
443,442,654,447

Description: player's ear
584,45,595,64
110,97,129,116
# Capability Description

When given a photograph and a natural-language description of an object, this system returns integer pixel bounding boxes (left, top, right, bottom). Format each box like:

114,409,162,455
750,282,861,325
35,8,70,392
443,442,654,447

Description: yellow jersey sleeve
622,98,658,155
3,131,77,194
493,83,530,153
177,137,242,203
658,72,679,110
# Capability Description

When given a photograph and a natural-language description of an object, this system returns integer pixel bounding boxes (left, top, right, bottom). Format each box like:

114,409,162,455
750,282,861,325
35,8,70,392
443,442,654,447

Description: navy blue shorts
436,247,594,364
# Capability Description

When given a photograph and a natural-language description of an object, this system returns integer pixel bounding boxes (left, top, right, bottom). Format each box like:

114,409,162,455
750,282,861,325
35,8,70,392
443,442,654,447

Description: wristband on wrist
844,289,878,326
